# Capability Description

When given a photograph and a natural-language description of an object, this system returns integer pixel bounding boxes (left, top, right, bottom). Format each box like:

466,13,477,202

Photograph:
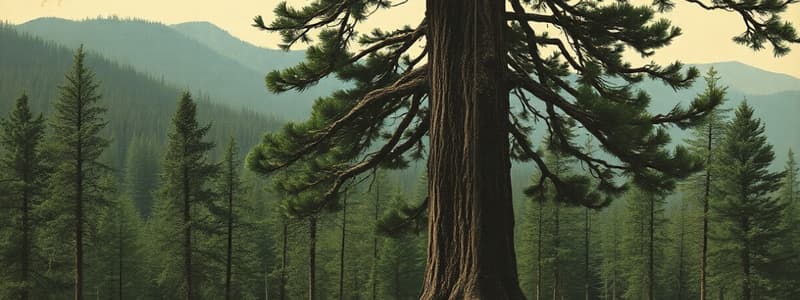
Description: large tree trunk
422,0,522,298
700,121,713,300
183,166,193,300
308,217,317,300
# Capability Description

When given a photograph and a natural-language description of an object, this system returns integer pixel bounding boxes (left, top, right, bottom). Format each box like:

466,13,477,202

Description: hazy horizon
2,0,799,78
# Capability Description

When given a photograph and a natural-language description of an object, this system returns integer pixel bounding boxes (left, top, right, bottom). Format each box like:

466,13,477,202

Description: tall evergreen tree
0,93,47,300
150,92,216,300
47,45,110,300
662,196,699,300
780,149,799,222
598,202,623,300
216,137,243,300
683,68,728,300
375,195,424,300
713,101,786,300
85,176,147,300
619,187,667,300
248,0,797,296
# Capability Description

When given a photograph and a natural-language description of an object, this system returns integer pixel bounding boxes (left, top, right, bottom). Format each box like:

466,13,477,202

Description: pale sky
2,0,799,77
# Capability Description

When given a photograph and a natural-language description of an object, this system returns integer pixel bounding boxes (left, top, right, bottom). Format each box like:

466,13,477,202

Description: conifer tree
598,202,623,300
375,195,424,299
780,149,799,223
620,187,667,300
248,0,797,296
713,101,786,300
47,45,110,300
85,178,146,300
0,93,47,300
683,68,728,300
150,92,216,300
216,137,243,300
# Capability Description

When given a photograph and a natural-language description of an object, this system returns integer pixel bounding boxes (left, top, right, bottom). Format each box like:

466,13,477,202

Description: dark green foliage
246,0,798,294
619,188,668,300
85,179,148,300
212,138,265,299
41,45,111,298
122,135,160,218
781,149,799,222
0,24,283,171
242,0,800,215
0,2,798,298
0,93,48,299
712,101,790,299
146,92,217,299
375,195,424,299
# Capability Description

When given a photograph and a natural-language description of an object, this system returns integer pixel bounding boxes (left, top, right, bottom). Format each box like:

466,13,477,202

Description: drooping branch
249,67,428,174
265,21,427,92
684,0,799,55
377,196,429,236
314,98,428,214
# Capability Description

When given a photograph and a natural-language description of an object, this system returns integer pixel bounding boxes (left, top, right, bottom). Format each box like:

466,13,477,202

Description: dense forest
1,0,800,298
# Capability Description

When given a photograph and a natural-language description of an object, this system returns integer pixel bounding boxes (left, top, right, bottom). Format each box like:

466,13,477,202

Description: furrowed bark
422,0,523,298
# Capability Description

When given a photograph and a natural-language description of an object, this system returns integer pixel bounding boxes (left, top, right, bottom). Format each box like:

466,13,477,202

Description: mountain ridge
16,17,331,120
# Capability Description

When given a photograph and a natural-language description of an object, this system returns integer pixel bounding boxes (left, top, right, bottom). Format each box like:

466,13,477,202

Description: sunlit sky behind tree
2,0,799,77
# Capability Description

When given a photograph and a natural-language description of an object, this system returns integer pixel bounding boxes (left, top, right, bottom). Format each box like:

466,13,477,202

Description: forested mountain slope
0,24,283,171
17,17,336,119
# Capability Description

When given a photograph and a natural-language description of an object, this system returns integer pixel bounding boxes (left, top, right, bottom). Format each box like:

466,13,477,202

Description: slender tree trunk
742,218,751,300
372,181,380,300
119,205,123,300
536,201,543,300
612,214,617,300
677,202,686,300
280,220,288,300
308,217,317,300
423,0,521,297
339,193,347,300
648,196,655,300
638,200,645,298
183,166,193,300
75,155,84,300
394,263,401,299
552,202,560,300
701,122,712,300
21,189,30,300
225,173,234,300
584,208,590,300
